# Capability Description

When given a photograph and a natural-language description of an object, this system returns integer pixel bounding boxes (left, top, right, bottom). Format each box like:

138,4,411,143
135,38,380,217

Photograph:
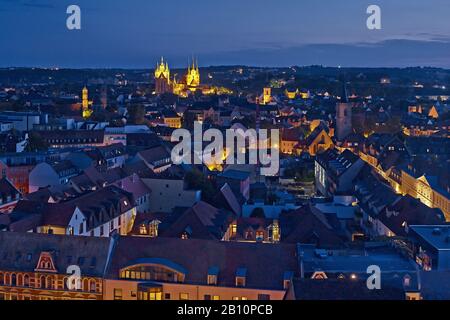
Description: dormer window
256,231,264,242
139,224,147,235
403,275,411,287
235,268,247,287
230,223,237,236
207,266,219,285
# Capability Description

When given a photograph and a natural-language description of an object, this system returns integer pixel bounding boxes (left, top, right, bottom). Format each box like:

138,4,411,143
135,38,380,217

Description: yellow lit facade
359,150,450,221
154,57,232,98
154,58,170,81
186,60,200,88
163,116,182,129
400,171,450,221
285,89,298,100
82,86,93,119
262,88,271,105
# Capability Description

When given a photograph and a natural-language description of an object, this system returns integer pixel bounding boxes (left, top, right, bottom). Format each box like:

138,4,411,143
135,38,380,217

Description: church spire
339,75,349,103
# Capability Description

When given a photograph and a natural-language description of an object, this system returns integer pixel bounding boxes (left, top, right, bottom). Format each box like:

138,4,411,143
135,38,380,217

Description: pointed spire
341,82,348,103
339,75,349,103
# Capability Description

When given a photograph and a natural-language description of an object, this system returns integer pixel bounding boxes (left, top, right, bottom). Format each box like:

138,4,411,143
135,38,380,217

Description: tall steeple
340,81,349,103
335,77,352,141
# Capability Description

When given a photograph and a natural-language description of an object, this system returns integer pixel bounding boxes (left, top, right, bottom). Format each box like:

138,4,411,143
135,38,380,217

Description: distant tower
335,82,352,141
154,57,172,94
101,86,108,109
82,86,92,119
186,58,200,88
263,87,271,105
82,86,89,109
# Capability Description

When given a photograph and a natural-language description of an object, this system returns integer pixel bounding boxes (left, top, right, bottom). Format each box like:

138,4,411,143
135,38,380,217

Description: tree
127,104,146,125
185,169,216,203
25,131,49,152
250,208,265,218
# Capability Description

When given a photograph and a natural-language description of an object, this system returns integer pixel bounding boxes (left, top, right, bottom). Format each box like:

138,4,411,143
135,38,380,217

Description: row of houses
2,231,442,301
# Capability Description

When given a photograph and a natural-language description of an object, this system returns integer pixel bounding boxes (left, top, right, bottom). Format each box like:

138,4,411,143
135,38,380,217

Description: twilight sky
0,0,449,68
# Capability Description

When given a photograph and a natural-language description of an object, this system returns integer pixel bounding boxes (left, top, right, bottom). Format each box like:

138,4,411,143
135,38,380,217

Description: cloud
195,39,450,69
0,0,56,9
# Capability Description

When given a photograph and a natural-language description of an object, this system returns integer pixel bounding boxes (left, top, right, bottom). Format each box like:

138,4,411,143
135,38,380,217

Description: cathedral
154,57,231,97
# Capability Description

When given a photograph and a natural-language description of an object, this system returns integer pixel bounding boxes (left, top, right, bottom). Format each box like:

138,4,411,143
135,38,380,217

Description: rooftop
410,225,450,251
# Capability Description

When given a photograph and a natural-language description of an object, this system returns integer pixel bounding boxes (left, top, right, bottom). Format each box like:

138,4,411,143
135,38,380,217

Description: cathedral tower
154,57,172,94
186,59,200,88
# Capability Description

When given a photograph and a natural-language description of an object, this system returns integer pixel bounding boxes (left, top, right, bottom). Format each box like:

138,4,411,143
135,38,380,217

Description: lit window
113,289,122,300
179,293,189,300
231,223,237,236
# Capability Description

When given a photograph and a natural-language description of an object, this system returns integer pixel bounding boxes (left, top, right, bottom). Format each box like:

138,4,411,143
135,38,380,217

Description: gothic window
89,279,97,292
24,274,30,287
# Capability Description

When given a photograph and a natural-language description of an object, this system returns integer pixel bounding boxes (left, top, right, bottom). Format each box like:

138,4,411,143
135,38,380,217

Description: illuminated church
154,57,231,97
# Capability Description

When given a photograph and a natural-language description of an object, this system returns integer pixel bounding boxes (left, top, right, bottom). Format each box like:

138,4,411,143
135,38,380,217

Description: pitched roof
280,206,344,248
107,236,297,290
0,177,20,202
0,232,111,277
160,201,233,240
379,196,445,237
138,146,171,165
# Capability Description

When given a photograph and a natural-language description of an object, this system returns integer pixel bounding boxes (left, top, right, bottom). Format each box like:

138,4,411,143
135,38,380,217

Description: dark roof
0,177,20,202
37,130,105,144
138,146,171,165
24,188,54,202
51,160,78,176
280,206,344,248
107,236,297,290
214,183,242,215
64,186,134,230
281,128,303,142
160,201,233,240
292,279,405,300
10,186,134,231
218,169,250,181
0,232,111,277
379,196,445,237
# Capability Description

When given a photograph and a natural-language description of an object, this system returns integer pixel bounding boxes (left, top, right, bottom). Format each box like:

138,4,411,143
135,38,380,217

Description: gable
35,251,57,273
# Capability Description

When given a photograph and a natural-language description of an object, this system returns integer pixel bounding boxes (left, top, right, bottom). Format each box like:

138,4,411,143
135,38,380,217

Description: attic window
404,275,411,287
235,268,247,287
124,200,128,206
256,231,264,242
139,224,147,235
207,267,219,285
